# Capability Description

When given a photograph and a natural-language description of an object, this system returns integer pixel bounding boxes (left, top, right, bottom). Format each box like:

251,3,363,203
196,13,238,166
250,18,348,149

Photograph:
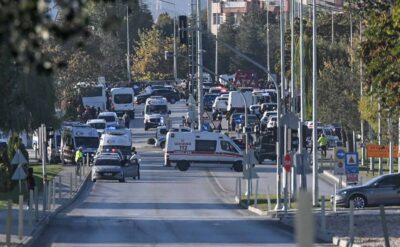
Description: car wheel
232,161,243,172
177,161,190,171
349,194,367,209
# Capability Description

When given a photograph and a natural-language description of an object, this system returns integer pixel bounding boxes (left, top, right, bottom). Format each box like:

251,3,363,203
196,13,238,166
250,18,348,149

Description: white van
111,87,135,118
98,112,120,127
143,96,170,131
98,128,132,160
87,119,107,137
227,91,254,112
164,131,243,172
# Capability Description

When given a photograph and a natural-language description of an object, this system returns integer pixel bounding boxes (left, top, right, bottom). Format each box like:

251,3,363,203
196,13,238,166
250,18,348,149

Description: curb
21,170,91,247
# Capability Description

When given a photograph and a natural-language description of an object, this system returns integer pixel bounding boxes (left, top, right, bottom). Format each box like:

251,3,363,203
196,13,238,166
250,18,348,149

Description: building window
213,13,221,25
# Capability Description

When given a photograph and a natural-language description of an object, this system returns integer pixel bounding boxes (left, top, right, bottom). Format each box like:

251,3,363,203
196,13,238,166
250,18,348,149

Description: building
209,0,343,35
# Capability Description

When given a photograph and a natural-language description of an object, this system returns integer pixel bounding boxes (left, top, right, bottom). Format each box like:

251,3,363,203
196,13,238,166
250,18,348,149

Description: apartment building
209,0,343,35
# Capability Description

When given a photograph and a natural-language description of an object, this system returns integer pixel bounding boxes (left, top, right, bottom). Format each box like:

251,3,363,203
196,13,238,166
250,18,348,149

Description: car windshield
146,105,167,114
99,116,115,122
75,137,99,149
94,159,121,166
90,123,106,130
324,129,333,136
114,94,132,104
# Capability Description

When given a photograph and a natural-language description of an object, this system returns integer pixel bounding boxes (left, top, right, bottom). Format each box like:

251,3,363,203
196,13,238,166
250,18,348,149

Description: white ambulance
111,87,135,118
164,131,243,172
98,128,132,160
143,96,171,131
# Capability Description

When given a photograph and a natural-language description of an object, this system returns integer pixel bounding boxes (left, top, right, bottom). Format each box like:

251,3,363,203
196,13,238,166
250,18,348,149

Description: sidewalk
0,154,91,246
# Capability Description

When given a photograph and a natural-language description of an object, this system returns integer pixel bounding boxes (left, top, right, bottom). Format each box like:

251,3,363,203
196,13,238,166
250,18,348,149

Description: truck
227,91,254,112
233,69,259,88
76,82,107,111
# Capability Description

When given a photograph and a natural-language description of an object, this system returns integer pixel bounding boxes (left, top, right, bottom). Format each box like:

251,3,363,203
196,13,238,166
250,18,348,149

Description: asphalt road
32,101,298,247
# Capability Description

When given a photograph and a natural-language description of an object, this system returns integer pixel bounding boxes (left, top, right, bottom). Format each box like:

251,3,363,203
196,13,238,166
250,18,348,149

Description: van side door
195,140,217,162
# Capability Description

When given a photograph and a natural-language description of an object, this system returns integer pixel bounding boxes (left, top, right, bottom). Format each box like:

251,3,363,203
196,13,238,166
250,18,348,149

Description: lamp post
126,5,131,84
196,0,204,130
312,0,319,206
239,92,251,204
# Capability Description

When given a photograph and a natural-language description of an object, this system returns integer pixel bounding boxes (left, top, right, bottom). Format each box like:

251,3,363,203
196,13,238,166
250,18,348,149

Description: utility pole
290,0,295,112
266,0,270,72
277,0,285,210
126,5,131,83
215,17,219,84
196,0,204,130
331,9,334,44
191,0,195,95
378,102,382,174
298,0,306,191
312,0,319,206
173,15,177,82
360,20,365,167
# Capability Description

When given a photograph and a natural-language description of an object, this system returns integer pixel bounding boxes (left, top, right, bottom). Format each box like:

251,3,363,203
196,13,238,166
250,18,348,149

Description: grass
0,163,63,209
240,194,332,211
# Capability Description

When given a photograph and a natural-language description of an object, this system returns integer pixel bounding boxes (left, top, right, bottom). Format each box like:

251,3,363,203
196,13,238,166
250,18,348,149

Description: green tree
131,27,174,80
318,60,360,140
156,13,174,37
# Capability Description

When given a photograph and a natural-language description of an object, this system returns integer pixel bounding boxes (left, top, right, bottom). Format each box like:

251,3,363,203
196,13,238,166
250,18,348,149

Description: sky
143,0,207,18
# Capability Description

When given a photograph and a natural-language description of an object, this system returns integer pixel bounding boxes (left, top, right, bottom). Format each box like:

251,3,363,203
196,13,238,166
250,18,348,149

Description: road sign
334,160,345,175
12,165,27,180
336,148,346,160
201,112,209,119
11,149,28,165
283,153,292,172
345,152,359,183
366,144,399,158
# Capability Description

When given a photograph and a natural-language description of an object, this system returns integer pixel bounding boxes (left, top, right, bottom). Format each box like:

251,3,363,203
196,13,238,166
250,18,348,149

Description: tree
218,13,238,74
156,13,174,37
131,27,174,80
318,60,360,141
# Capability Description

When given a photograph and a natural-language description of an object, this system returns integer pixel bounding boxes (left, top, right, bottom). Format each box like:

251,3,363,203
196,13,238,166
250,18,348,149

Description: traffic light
178,15,188,44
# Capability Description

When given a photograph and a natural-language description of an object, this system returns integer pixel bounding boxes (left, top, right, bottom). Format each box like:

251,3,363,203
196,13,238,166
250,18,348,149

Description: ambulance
164,131,243,172
60,123,99,164
98,128,132,160
110,87,135,118
143,96,171,131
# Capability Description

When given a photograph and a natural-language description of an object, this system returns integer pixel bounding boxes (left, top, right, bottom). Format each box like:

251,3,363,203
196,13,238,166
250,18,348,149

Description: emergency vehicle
110,87,135,118
164,131,243,172
143,96,171,131
47,129,62,163
60,123,99,164
98,128,132,160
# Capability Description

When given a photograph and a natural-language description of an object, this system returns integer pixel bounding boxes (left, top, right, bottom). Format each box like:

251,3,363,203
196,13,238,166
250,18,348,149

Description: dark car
253,135,276,163
236,114,260,133
136,89,180,104
333,173,400,209
203,93,219,111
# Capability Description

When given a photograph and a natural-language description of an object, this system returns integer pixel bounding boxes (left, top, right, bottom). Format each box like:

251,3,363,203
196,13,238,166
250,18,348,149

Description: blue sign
202,123,210,131
336,149,345,159
345,152,359,183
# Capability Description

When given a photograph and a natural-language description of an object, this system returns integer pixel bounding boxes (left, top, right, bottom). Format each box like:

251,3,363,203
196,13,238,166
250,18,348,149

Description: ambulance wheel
177,161,190,171
232,161,243,172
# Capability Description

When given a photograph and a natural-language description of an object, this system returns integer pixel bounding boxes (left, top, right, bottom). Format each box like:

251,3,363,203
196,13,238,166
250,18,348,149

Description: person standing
75,147,83,175
26,167,35,208
318,133,328,157
122,111,130,129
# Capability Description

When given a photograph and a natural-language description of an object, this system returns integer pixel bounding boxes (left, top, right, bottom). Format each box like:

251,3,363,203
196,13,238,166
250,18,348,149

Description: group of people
77,105,101,123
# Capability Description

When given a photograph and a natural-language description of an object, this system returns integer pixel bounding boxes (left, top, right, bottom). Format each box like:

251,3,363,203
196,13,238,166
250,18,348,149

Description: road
33,101,333,246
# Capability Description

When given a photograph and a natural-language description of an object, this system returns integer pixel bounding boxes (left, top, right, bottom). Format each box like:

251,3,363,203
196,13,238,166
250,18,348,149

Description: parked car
135,88,180,104
333,173,400,209
203,93,219,111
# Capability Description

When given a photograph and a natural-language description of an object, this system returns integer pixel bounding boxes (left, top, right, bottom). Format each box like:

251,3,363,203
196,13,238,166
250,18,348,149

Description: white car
87,119,107,137
260,111,277,130
212,96,228,114
266,116,277,129
98,112,120,127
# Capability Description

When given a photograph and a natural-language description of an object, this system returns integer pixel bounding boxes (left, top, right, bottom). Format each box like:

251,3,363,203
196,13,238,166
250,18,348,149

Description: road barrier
4,163,91,245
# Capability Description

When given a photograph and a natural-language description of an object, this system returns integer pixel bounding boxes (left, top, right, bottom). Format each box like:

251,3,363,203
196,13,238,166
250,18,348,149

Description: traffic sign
366,144,399,158
11,149,28,165
334,160,345,175
12,165,27,180
336,149,345,160
283,153,292,172
345,152,359,183
201,112,209,119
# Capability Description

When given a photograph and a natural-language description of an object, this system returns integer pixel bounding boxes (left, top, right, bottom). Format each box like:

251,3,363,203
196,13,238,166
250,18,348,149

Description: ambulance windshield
146,105,167,114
